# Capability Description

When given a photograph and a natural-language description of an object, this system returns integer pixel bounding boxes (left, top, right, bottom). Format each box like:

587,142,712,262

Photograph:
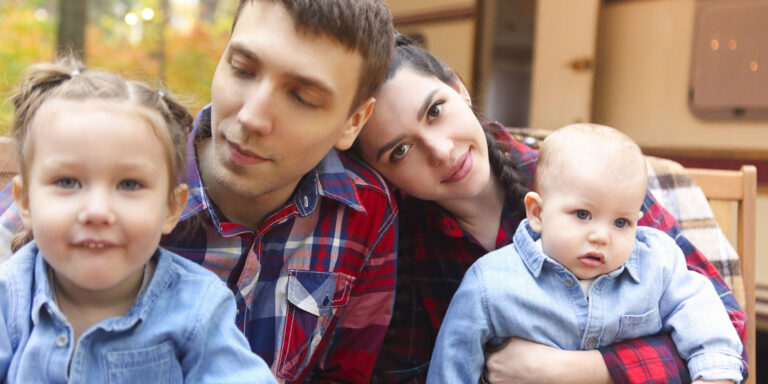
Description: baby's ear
12,176,32,228
524,191,543,233
637,210,645,222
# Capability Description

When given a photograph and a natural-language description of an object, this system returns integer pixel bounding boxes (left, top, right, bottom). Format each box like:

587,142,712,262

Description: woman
354,35,747,383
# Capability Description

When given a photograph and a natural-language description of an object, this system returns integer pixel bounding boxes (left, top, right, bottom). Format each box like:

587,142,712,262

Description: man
0,1,396,382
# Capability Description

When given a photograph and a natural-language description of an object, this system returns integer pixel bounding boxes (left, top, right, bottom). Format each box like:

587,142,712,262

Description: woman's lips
442,149,472,183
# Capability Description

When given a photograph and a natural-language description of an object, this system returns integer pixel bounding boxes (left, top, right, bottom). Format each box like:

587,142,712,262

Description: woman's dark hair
388,34,528,205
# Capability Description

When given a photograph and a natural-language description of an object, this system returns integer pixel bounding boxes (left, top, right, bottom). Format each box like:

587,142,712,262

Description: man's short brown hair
232,0,394,113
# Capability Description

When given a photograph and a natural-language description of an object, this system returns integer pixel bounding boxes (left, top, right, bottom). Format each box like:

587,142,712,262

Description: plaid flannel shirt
160,106,398,383
0,105,398,384
371,122,747,384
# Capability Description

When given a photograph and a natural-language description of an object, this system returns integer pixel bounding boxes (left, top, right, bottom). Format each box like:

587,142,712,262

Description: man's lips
578,251,605,268
442,150,472,183
228,140,267,166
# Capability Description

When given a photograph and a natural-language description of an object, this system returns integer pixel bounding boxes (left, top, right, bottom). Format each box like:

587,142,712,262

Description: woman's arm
485,338,611,384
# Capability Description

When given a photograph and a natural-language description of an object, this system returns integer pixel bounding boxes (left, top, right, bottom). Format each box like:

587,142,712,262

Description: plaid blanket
645,155,743,305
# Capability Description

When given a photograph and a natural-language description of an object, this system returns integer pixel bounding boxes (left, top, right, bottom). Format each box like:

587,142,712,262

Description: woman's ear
12,175,32,228
445,68,472,107
524,191,544,233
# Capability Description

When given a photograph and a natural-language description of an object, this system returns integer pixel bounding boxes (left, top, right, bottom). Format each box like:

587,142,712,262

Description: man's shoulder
336,151,390,194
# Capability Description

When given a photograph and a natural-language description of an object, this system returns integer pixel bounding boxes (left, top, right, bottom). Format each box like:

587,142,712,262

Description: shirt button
586,337,596,347
56,334,69,347
564,278,574,287
303,196,309,207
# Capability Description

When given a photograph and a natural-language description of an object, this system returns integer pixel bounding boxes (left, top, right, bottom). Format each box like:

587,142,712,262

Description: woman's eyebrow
377,134,408,161
417,89,439,121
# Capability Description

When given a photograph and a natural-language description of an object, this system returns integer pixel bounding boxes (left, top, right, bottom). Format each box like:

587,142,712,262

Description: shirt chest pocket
615,308,662,342
277,270,355,381
104,341,182,384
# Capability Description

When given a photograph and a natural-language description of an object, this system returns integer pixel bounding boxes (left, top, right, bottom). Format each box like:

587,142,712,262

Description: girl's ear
162,184,189,234
12,176,32,228
524,191,544,233
445,68,471,107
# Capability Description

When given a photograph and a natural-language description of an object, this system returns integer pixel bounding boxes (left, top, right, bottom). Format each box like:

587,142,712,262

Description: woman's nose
424,135,454,167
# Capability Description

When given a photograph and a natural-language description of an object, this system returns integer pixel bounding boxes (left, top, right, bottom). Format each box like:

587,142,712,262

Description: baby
427,123,743,384
0,58,276,383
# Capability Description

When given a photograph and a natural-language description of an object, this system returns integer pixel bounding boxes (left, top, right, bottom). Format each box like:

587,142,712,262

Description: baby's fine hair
11,56,193,189
534,123,647,193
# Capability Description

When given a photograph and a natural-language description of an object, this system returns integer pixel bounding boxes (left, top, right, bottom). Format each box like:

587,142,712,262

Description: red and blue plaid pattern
159,106,398,383
371,123,747,384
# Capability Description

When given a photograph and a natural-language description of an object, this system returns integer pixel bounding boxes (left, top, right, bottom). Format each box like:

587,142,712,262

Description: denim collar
30,244,176,333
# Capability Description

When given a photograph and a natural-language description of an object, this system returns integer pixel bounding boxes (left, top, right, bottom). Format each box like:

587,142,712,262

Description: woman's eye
574,209,591,220
389,143,413,162
54,178,80,189
426,101,444,122
117,179,141,191
614,218,629,228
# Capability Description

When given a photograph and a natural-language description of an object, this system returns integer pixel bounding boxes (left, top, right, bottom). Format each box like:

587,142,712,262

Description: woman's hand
484,338,612,384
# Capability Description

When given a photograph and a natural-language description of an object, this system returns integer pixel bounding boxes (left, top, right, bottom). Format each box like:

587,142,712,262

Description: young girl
353,35,747,383
0,58,276,383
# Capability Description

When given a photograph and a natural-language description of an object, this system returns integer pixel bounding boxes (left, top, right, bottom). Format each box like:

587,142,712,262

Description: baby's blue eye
614,218,629,228
118,180,141,191
55,178,80,189
575,210,591,220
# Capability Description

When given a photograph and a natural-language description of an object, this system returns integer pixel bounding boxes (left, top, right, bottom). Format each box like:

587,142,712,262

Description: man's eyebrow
228,41,260,63
376,134,408,161
228,41,335,97
417,89,439,122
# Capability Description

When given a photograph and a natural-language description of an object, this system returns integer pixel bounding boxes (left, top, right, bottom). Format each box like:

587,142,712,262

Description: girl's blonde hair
10,56,193,251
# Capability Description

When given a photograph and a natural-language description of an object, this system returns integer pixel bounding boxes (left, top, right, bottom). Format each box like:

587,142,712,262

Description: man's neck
197,139,300,231
206,179,298,230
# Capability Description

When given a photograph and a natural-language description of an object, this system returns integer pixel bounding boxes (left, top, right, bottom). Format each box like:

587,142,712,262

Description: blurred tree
199,0,217,22
57,0,87,60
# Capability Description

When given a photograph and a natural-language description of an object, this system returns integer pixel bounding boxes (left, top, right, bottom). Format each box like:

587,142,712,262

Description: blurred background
1,0,766,377
0,0,238,130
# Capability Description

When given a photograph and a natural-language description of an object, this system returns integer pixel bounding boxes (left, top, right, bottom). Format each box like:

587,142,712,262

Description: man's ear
162,184,189,234
12,175,32,228
524,191,544,233
335,97,376,151
445,68,471,107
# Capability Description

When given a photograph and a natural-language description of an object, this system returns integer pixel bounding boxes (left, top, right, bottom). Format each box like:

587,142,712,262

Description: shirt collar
180,105,364,230
514,219,641,282
29,244,176,331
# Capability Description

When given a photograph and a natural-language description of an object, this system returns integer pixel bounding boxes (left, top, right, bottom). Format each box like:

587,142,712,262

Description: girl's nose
78,190,116,226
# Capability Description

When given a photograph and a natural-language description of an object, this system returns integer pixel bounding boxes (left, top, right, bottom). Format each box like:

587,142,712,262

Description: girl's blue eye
118,179,141,191
389,143,413,163
614,218,629,228
55,178,80,189
575,209,591,220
